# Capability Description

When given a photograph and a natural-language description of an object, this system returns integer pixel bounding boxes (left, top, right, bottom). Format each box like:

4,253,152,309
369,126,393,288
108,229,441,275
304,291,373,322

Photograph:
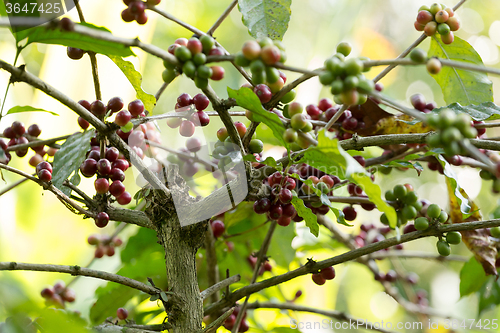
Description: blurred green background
1,0,500,332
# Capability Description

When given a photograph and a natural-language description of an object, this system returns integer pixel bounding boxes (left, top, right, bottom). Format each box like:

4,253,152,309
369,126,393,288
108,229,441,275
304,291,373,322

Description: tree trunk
145,166,207,333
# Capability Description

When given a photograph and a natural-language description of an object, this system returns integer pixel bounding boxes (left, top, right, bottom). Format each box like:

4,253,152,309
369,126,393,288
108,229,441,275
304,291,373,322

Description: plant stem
0,262,158,294
207,0,238,36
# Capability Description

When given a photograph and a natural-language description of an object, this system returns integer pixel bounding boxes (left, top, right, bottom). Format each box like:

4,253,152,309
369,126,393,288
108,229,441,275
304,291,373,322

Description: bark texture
145,166,207,333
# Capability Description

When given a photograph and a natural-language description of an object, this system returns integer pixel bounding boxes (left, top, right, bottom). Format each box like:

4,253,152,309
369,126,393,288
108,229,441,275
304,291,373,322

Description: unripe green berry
200,35,215,53
301,121,314,132
438,211,448,223
343,75,359,90
427,204,441,219
402,205,418,220
193,53,206,66
283,128,298,143
357,78,375,93
319,71,335,85
414,217,430,230
429,3,442,15
437,23,451,35
490,226,500,238
426,133,442,147
336,42,352,57
162,69,177,83
439,110,457,128
385,190,396,201
266,67,280,84
426,57,442,74
479,169,494,180
344,59,364,76
436,239,451,256
317,182,330,195
182,61,196,78
234,52,251,67
380,213,389,225
249,139,264,154
281,89,296,104
174,46,192,62
196,65,213,79
403,191,419,205
446,231,462,245
441,127,462,144
330,79,344,95
393,184,407,199
409,48,428,63
291,114,308,130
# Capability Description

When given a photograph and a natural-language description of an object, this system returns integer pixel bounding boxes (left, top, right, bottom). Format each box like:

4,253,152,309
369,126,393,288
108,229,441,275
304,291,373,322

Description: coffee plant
2,0,500,332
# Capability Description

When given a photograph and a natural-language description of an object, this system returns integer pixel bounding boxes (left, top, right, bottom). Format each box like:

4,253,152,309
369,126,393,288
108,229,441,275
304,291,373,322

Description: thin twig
0,177,28,196
0,262,158,294
246,302,397,333
201,274,241,300
232,220,277,333
207,0,238,36
369,251,468,262
204,217,500,316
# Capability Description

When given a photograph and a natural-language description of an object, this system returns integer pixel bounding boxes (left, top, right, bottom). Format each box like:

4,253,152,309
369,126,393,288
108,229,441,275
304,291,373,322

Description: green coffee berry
427,204,441,219
414,217,430,230
336,42,352,57
410,48,428,63
446,231,462,245
436,239,451,256
490,226,500,238
393,184,407,199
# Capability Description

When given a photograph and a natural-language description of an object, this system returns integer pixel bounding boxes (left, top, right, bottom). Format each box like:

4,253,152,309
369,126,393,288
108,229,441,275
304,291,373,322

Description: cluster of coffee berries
36,161,53,182
213,122,247,170
410,93,437,114
319,42,374,105
166,93,211,137
162,36,225,87
40,281,76,308
426,110,477,156
121,0,159,25
414,3,460,44
210,219,225,238
253,171,300,227
247,255,273,276
381,184,422,227
3,121,37,159
234,38,286,86
281,102,315,149
87,234,123,258
354,224,404,251
165,137,205,178
311,266,336,285
116,308,129,321
223,305,249,332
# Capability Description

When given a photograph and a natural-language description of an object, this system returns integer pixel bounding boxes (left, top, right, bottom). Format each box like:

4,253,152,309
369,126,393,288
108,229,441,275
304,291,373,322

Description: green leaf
433,102,500,121
24,23,135,57
289,173,349,227
238,0,292,41
386,160,423,176
120,228,162,264
7,105,59,116
291,195,318,237
268,218,296,267
52,130,94,196
478,277,500,315
436,155,471,215
228,87,288,149
460,257,488,297
108,56,156,113
225,202,267,232
429,35,493,106
243,154,282,170
301,130,397,228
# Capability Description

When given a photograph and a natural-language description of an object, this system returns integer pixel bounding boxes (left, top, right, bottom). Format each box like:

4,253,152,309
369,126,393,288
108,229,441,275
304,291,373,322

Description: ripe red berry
109,180,126,197
353,155,366,167
78,117,90,130
128,99,145,117
94,178,110,194
279,188,293,204
105,147,119,163
112,159,129,172
114,110,132,126
342,117,358,130
41,287,55,298
211,220,225,238
117,308,129,320
260,45,281,65
277,215,291,226
97,159,112,175
253,84,272,103
3,127,16,139
27,124,41,137
177,93,192,107
11,121,26,137
187,38,203,55
179,120,196,137
67,47,85,60
62,288,76,302
37,169,52,182
234,122,247,138
343,206,357,221
80,158,97,177
320,266,336,280
253,198,271,214
268,204,283,220
90,100,107,116
117,191,132,205
190,111,210,127
87,234,100,245
95,212,109,228
192,94,210,111
318,98,333,111
306,104,321,120
107,97,124,113
36,161,53,174
281,203,297,218
129,1,145,15
210,66,225,81
312,273,326,285
121,8,135,22
106,246,116,256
